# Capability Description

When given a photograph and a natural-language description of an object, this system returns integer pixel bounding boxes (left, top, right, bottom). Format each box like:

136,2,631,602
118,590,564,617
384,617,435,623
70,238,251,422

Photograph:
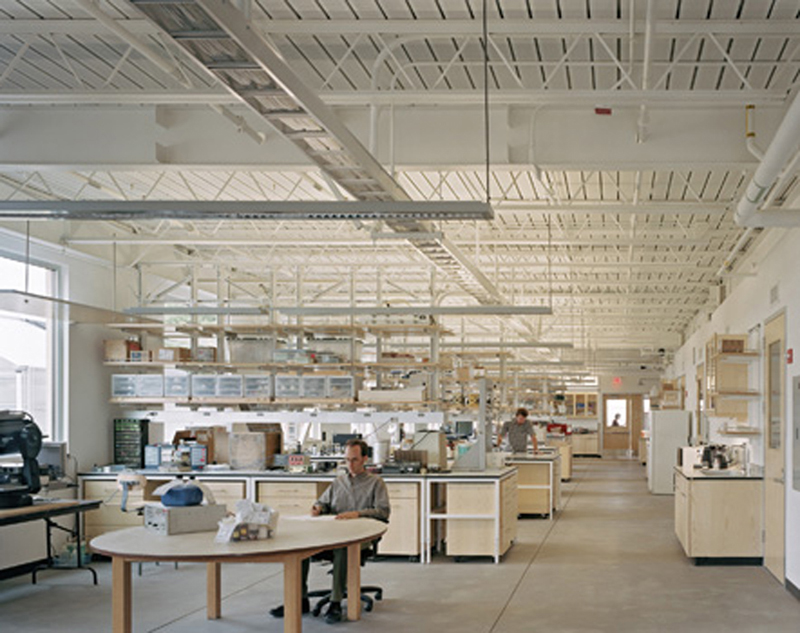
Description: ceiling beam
2,18,796,37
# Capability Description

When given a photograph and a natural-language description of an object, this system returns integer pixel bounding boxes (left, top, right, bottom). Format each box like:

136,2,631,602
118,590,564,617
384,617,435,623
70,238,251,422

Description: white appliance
646,410,690,495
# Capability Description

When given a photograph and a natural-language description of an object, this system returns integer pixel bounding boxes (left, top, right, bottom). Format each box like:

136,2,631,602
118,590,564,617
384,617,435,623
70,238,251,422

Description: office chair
308,537,384,616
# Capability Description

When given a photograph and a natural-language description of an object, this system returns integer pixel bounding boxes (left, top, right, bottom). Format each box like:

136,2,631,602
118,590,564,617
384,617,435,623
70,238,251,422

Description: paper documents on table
282,514,338,521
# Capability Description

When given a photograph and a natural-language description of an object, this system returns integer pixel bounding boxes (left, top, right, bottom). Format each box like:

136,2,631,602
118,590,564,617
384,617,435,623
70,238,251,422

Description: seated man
271,438,390,624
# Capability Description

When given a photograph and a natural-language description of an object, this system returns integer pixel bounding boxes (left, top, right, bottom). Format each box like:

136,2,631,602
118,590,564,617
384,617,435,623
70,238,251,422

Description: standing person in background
497,407,539,453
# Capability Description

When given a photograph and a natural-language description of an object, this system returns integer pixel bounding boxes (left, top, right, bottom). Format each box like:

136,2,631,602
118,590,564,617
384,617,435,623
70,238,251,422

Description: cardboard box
144,503,227,535
231,422,282,467
104,339,141,362
456,367,473,382
195,347,217,362
155,347,191,363
190,426,229,464
229,432,266,470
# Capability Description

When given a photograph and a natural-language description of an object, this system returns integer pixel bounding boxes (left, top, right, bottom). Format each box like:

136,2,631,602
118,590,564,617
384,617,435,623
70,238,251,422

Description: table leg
283,555,303,633
346,543,361,622
207,562,221,619
111,557,132,633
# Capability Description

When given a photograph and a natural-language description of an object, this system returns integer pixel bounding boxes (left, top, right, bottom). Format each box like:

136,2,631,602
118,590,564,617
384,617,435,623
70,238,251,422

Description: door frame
601,394,643,457
764,309,786,583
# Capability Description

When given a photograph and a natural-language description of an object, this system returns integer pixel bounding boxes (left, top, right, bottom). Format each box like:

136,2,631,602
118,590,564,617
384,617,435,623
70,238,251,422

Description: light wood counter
506,453,561,518
674,465,763,561
571,432,600,456
547,439,573,480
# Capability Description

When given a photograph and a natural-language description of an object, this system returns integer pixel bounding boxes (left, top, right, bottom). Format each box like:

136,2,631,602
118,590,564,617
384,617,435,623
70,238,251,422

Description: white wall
0,227,137,470
668,227,800,588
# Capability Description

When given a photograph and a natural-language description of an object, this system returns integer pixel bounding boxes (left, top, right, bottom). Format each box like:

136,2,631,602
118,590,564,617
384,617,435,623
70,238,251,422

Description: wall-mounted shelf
709,390,760,399
715,352,760,364
705,334,760,422
107,316,457,412
719,426,761,436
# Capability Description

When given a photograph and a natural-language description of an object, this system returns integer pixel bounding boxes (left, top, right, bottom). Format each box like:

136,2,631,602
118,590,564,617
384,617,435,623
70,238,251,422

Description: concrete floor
2,459,799,632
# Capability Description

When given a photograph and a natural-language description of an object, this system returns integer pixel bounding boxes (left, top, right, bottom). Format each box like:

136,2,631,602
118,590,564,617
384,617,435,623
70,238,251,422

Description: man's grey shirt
501,419,535,452
316,471,391,521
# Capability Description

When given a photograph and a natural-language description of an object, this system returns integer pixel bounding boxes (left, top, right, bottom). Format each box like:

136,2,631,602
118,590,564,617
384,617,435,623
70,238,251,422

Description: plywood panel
689,480,762,557
379,497,419,555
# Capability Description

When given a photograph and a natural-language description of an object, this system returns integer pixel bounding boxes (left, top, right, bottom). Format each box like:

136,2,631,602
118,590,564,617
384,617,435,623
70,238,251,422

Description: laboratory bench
79,467,519,564
673,464,764,562
505,453,561,518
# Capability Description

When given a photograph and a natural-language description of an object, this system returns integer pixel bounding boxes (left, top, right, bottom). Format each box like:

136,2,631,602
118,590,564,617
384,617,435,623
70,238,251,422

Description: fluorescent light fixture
277,305,551,316
125,306,266,316
442,341,573,349
0,200,494,221
0,290,154,324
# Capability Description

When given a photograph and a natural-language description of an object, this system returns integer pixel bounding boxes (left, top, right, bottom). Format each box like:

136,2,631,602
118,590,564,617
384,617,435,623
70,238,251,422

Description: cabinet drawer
257,482,320,500
446,483,495,514
202,480,247,501
83,480,142,505
385,482,418,500
84,504,143,528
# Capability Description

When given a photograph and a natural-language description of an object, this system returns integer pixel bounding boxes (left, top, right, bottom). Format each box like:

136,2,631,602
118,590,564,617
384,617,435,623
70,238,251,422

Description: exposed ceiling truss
1,0,798,375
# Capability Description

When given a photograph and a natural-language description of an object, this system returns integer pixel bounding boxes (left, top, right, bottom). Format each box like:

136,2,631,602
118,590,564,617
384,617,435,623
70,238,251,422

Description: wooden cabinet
200,480,247,509
674,471,689,551
379,482,420,556
444,472,518,559
510,458,561,516
83,479,144,539
256,481,327,517
549,440,573,480
571,433,600,456
554,392,598,418
83,477,248,539
674,469,763,560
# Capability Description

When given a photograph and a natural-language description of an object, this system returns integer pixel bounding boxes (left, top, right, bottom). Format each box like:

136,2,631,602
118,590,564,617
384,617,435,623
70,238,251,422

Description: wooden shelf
106,322,367,337
105,361,358,371
365,324,451,336
105,360,449,371
710,390,760,399
110,397,354,407
715,352,760,364
720,427,761,436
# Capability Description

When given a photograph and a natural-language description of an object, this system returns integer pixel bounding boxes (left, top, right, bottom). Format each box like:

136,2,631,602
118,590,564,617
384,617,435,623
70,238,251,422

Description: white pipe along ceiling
735,91,800,227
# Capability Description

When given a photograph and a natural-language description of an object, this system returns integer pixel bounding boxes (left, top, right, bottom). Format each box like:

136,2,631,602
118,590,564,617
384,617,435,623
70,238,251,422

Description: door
764,313,786,582
629,395,644,458
696,364,704,439
603,396,640,456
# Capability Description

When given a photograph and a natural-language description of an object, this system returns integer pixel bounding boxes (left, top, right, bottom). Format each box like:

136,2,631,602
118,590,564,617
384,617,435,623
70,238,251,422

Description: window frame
0,250,64,441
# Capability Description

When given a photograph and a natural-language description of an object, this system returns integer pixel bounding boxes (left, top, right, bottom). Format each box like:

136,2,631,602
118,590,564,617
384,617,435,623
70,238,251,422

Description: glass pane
0,256,55,437
769,340,782,450
605,399,627,427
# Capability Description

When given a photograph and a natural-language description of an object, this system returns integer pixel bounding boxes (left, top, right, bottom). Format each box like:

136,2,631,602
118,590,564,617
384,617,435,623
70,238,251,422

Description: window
0,255,59,439
605,398,627,428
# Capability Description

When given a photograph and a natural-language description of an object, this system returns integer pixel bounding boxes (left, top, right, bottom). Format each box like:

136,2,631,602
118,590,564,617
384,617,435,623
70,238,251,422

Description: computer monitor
38,441,67,478
332,433,362,448
455,421,474,437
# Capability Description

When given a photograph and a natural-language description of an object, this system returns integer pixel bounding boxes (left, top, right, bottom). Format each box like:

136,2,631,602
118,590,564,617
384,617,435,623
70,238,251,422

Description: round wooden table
91,517,387,633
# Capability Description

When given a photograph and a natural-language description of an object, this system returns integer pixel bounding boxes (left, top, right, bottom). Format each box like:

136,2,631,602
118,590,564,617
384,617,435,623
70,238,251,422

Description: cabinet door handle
772,477,785,485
